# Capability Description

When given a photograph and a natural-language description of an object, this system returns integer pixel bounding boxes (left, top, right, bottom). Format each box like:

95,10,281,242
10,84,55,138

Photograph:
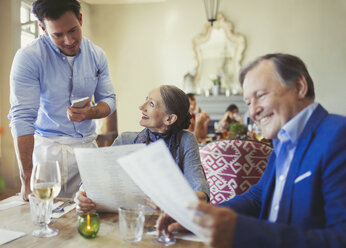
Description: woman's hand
74,190,96,213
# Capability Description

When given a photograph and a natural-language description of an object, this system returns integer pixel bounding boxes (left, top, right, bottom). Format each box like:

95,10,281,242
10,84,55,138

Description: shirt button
279,175,285,181
62,57,66,60
274,205,279,211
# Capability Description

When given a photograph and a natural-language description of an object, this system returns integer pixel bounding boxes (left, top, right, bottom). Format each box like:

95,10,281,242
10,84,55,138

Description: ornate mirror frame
192,13,246,95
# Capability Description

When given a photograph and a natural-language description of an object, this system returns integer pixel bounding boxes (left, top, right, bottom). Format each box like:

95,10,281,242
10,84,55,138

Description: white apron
33,134,98,198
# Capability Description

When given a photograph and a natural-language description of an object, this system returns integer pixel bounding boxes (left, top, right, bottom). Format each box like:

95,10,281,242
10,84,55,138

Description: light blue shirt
268,102,318,222
9,35,115,138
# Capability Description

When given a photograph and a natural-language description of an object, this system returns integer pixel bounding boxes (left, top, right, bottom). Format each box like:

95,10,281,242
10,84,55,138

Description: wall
0,0,21,189
90,0,346,133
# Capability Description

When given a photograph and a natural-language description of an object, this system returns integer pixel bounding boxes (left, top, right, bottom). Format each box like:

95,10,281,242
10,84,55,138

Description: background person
76,85,209,212
216,104,243,134
8,0,115,200
162,53,346,248
186,93,210,142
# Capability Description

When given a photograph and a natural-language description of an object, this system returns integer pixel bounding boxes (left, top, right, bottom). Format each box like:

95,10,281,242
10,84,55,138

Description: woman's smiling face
139,88,169,133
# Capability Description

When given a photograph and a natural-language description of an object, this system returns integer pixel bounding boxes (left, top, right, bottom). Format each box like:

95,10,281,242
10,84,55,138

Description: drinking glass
118,205,145,242
30,160,61,237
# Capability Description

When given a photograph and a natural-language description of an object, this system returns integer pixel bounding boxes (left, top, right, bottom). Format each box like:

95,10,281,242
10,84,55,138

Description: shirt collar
277,102,318,145
41,35,83,57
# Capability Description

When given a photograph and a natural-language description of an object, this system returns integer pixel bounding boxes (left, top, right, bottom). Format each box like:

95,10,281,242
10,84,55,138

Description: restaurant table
0,196,208,248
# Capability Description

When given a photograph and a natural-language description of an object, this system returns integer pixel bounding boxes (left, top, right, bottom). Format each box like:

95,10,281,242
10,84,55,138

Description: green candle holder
77,212,100,239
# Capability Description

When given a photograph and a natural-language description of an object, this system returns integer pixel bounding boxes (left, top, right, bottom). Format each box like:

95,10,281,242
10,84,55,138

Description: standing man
164,54,346,247
8,0,115,200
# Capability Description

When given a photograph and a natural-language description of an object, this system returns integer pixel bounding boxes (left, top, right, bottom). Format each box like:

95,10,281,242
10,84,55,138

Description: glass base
32,226,59,238
152,235,176,246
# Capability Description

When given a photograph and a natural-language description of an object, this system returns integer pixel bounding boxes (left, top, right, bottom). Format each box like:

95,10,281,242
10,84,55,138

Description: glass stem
43,200,50,231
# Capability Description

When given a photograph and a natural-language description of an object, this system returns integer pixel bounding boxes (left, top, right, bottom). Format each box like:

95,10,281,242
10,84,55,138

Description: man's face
243,60,302,140
40,11,82,56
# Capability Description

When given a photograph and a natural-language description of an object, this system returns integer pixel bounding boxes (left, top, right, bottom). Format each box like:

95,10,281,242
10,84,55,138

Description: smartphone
71,97,90,108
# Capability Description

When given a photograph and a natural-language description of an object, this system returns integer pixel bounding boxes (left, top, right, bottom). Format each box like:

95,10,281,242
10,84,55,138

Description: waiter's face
40,11,82,56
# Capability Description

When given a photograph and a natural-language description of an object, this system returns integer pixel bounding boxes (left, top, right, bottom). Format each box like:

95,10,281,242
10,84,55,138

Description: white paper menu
117,140,209,242
75,144,146,212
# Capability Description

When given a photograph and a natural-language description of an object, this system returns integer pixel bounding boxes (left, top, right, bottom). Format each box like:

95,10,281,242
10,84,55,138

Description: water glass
29,193,53,226
118,205,145,242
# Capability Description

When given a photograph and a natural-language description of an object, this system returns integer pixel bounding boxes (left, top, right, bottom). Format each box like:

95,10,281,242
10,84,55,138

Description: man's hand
157,191,209,236
15,135,34,201
189,201,237,248
67,102,92,122
67,101,111,122
20,175,32,201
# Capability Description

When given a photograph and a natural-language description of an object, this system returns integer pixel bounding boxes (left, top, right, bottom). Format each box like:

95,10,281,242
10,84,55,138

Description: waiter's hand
188,201,237,248
21,175,31,201
67,103,92,122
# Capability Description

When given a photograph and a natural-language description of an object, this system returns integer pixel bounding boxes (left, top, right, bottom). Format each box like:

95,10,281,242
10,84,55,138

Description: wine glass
30,160,61,237
151,211,176,246
253,123,264,141
144,197,176,246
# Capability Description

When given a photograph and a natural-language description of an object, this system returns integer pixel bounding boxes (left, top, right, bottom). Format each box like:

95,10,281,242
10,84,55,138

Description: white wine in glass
31,160,61,237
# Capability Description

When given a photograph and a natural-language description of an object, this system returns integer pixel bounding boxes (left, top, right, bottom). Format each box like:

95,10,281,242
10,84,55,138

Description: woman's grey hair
159,85,192,132
239,53,315,99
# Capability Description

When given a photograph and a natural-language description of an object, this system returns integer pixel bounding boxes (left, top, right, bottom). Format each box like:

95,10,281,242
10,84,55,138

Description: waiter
8,0,115,200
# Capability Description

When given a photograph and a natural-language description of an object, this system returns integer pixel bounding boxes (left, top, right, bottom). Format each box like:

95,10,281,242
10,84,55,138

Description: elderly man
8,0,115,200
165,53,346,248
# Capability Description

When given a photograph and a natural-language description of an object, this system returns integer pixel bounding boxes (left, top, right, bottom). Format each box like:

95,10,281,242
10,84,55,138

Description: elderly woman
76,85,210,212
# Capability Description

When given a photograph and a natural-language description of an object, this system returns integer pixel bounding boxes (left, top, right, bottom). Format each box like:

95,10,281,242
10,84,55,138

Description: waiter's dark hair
32,0,81,25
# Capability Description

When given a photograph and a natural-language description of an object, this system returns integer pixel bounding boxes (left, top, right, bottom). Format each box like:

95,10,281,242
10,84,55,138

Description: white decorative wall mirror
191,13,246,96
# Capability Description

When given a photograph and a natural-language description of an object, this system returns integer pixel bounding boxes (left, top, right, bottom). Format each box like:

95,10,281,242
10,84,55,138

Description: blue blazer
219,104,346,248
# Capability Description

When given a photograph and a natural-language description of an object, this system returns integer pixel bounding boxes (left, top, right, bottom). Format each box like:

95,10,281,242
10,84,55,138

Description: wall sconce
203,0,220,26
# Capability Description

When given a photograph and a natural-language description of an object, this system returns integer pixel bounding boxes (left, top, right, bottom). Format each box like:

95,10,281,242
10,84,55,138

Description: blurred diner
186,93,210,143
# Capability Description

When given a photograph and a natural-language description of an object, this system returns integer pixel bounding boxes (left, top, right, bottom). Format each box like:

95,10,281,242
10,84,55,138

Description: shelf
195,95,247,121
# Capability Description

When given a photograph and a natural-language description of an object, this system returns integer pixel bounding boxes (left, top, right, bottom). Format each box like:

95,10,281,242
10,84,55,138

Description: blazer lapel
276,104,328,223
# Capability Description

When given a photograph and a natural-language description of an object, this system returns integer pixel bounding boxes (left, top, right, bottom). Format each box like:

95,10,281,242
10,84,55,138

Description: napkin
0,229,26,245
0,195,26,211
51,201,76,218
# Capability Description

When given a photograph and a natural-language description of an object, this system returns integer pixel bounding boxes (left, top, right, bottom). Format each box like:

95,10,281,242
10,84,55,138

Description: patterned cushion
200,139,272,205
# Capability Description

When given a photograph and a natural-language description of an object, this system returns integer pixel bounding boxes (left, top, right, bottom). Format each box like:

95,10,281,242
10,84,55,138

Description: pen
96,69,100,77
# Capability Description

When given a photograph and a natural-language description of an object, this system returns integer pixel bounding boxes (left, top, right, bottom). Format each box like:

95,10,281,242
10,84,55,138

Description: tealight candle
77,212,100,238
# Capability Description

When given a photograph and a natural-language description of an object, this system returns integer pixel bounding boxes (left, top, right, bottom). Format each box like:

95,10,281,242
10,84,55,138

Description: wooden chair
200,139,272,205
96,110,118,147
